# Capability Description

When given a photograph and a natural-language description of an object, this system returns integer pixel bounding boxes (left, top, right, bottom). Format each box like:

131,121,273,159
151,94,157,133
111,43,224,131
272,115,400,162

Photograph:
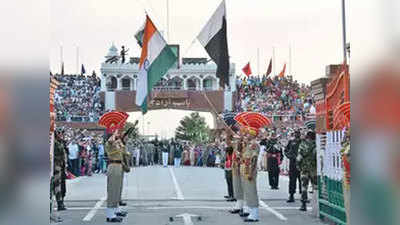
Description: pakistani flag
197,0,230,88
135,15,177,114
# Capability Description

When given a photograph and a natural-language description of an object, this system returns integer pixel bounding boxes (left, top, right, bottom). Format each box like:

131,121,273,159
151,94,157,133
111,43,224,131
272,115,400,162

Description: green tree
175,112,210,145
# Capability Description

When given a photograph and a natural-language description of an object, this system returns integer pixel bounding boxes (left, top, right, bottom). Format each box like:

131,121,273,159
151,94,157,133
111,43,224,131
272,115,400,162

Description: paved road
56,166,325,225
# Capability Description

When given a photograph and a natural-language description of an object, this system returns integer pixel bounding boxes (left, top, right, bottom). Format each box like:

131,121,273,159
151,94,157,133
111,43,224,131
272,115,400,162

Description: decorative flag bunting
242,62,252,77
266,58,272,76
135,15,177,114
50,76,59,132
278,63,286,78
197,0,230,88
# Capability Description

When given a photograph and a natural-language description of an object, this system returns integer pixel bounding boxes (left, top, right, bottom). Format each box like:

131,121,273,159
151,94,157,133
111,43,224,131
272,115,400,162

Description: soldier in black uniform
284,130,302,202
266,132,283,189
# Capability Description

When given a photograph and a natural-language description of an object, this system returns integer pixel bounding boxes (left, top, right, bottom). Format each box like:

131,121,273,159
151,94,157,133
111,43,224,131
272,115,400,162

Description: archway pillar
116,77,122,90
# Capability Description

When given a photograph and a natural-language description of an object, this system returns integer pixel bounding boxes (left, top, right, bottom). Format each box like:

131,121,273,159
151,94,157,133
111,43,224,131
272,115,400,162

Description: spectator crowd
235,75,315,122
54,74,104,122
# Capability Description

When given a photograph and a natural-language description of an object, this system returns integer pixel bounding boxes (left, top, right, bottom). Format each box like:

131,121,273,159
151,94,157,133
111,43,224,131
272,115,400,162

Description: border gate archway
100,44,237,129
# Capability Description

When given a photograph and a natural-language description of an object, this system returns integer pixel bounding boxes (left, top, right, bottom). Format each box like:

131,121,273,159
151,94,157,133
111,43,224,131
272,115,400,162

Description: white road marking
147,206,230,210
169,167,184,200
259,200,288,221
82,196,106,221
58,205,311,211
176,213,198,225
273,206,312,210
66,177,82,184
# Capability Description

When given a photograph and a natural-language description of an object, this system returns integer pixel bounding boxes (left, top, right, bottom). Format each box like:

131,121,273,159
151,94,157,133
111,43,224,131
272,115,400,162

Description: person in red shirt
224,146,235,201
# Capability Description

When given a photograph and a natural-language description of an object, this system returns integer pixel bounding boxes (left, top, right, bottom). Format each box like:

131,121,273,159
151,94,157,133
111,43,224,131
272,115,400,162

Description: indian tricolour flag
135,15,177,114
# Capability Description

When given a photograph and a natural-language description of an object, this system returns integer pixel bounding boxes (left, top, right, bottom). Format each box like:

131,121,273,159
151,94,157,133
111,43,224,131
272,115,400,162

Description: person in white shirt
68,141,80,176
134,145,141,167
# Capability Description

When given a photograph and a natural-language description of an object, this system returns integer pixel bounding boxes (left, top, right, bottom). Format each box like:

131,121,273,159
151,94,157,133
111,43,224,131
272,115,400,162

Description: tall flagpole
166,0,170,43
272,47,276,76
341,0,347,63
289,45,292,76
60,44,63,73
257,48,260,77
76,45,80,75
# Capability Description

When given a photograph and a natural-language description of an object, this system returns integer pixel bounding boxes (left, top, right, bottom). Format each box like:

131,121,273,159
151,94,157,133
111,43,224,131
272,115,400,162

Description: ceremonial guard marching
241,130,260,222
266,132,283,189
229,134,248,217
297,131,317,211
105,130,128,222
284,130,302,202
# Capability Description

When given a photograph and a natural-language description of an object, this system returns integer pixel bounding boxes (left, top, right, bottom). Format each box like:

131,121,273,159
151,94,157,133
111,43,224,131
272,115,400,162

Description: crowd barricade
317,130,346,225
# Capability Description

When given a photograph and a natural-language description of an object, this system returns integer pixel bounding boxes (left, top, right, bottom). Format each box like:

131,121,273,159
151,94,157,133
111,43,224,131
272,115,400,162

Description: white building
100,44,236,93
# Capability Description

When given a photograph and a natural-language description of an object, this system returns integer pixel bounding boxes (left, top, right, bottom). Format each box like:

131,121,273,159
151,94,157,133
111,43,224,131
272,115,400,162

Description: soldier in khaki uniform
105,130,128,223
229,128,252,218
241,129,261,222
229,135,246,215
118,145,131,207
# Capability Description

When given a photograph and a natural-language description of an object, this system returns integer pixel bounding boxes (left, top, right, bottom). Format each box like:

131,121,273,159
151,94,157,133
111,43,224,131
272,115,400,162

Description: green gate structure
317,131,346,225
312,64,350,225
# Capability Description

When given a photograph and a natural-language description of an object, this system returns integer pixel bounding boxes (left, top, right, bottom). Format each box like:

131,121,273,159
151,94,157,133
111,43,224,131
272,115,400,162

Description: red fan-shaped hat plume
234,112,272,130
98,111,129,134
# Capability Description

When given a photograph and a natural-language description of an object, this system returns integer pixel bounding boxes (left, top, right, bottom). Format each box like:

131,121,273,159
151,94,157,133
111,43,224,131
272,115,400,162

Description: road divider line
169,167,184,200
259,200,288,221
83,196,106,221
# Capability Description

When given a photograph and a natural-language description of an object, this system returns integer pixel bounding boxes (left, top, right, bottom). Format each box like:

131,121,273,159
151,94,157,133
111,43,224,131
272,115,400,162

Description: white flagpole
289,44,292,76
76,45,80,75
341,0,347,63
257,48,260,77
166,0,170,43
272,47,276,76
60,44,63,73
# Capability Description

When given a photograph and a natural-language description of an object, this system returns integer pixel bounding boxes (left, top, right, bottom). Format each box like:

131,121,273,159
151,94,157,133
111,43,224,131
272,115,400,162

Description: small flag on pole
266,58,272,76
242,62,252,77
134,21,145,47
278,63,286,78
81,64,86,75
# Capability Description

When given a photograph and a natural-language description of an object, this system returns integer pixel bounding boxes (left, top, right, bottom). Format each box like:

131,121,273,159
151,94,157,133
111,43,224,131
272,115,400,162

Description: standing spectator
134,144,141,167
224,146,234,201
97,141,106,173
68,140,80,176
161,143,169,167
174,142,183,167
189,145,195,166
182,145,190,166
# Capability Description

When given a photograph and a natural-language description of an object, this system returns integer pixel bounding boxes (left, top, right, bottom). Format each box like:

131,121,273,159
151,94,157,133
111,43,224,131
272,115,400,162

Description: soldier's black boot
299,200,307,211
57,201,67,211
286,194,295,203
119,201,127,206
